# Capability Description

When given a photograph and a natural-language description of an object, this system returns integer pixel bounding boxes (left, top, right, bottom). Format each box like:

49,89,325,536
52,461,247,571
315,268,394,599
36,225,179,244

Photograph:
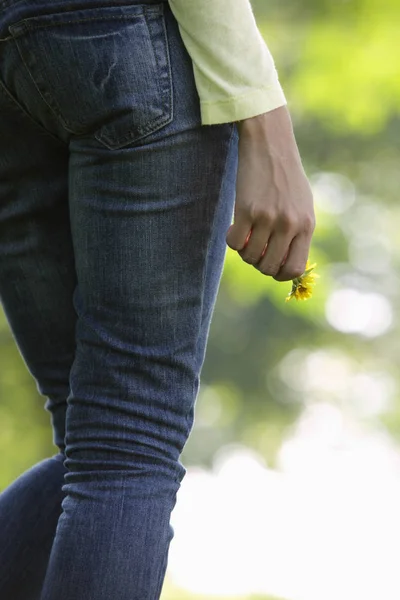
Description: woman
0,0,315,598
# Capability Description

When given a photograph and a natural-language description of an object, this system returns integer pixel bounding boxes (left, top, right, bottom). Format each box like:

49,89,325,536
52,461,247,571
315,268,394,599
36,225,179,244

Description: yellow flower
285,260,320,302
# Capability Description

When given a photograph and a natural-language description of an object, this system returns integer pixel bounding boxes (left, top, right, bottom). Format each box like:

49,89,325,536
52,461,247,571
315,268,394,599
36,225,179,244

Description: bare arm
229,107,316,282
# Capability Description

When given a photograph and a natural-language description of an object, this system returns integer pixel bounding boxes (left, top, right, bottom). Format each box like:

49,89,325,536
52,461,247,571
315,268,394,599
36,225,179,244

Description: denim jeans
0,0,238,598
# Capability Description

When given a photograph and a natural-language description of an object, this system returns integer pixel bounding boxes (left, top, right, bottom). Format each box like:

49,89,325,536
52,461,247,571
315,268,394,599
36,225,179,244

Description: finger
226,218,253,252
238,223,271,265
256,233,291,277
243,229,252,249
273,233,311,282
261,242,269,259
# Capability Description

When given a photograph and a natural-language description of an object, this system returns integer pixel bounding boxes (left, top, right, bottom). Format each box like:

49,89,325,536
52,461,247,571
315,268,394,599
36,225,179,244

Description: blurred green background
1,0,399,599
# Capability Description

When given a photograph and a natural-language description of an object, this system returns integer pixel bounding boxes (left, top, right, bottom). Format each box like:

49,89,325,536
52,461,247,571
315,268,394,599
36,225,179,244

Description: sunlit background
1,1,400,599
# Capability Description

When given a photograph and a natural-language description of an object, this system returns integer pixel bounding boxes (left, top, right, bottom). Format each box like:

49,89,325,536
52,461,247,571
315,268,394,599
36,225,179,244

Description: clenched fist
226,105,316,282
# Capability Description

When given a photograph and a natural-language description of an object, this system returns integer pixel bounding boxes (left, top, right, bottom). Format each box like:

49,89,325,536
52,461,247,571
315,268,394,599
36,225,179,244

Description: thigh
64,3,238,481
0,0,239,476
0,80,76,453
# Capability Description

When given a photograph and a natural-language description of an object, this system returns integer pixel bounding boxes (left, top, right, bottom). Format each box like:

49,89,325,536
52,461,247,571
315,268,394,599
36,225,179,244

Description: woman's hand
227,105,316,282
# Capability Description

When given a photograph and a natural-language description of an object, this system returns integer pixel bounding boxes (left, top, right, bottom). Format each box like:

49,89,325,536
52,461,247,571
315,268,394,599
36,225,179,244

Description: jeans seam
188,123,236,434
199,123,235,336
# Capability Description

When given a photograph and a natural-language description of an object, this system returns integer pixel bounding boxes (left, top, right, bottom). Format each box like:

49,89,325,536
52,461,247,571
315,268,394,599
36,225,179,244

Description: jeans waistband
0,0,168,16
0,0,169,35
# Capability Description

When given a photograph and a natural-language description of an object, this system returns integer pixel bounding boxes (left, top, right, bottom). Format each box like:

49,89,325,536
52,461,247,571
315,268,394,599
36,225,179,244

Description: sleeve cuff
200,84,287,125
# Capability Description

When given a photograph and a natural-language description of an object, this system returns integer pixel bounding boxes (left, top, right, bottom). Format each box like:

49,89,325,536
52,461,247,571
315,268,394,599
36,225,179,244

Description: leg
39,5,237,600
0,81,75,598
0,455,67,600
0,84,75,453
44,128,237,600
0,1,238,598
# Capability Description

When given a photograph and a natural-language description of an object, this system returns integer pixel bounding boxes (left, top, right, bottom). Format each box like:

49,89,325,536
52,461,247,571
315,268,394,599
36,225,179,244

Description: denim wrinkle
0,1,238,599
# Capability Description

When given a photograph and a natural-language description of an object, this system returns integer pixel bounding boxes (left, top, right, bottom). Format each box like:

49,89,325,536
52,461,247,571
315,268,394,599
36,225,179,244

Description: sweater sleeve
168,0,287,125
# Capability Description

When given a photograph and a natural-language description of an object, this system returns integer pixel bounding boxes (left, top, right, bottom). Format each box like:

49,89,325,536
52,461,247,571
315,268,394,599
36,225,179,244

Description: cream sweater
168,0,287,125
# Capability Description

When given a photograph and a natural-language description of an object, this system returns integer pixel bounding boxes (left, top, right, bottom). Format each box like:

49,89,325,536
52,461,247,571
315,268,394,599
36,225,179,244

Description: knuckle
303,214,316,234
248,204,261,222
261,210,276,224
278,211,297,232
249,206,275,224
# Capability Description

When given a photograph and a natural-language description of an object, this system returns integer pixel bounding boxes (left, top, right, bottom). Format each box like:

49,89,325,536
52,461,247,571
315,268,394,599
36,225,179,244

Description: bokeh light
325,289,393,336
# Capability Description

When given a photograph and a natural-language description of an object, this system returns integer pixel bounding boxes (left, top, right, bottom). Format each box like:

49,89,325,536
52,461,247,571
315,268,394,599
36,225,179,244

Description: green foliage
256,0,400,133
2,0,399,484
0,311,54,490
1,7,399,600
189,0,400,468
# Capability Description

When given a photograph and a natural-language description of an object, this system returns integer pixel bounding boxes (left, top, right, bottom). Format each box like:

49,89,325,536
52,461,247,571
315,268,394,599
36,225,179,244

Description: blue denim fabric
0,1,238,598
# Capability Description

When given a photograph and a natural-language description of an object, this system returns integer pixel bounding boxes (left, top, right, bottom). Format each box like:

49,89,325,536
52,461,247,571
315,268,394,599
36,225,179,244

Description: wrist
236,105,300,159
236,105,291,135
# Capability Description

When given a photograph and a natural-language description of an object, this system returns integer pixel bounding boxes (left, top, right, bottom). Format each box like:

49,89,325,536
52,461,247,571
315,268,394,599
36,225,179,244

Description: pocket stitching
144,4,174,125
9,11,145,37
8,3,173,149
96,5,174,148
8,11,148,133
143,11,162,101
159,5,174,135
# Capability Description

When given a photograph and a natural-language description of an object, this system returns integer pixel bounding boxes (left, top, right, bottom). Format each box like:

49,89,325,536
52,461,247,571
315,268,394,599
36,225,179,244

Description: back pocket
8,3,173,149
